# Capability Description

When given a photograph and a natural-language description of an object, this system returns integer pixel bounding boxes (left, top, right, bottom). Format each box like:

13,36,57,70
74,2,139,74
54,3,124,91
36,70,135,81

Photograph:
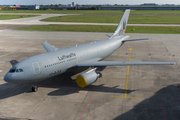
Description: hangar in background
99,3,180,10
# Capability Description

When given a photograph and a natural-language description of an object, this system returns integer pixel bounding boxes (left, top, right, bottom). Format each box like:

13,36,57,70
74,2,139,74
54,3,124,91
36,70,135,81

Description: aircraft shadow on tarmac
40,67,136,96
0,67,135,100
113,84,180,120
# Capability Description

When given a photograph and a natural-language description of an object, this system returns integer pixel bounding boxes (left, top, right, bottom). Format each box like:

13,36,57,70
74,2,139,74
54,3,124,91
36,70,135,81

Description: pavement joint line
160,97,180,120
28,95,49,119
110,46,141,99
146,37,167,119
47,81,91,120
159,37,175,62
0,52,16,58
79,92,92,120
160,102,166,120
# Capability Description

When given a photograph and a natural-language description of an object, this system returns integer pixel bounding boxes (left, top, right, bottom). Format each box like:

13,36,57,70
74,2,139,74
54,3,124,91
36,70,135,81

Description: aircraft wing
75,61,177,67
41,41,58,52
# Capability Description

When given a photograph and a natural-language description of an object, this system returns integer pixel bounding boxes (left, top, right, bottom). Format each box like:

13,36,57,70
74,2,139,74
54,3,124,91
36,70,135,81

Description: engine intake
76,68,101,88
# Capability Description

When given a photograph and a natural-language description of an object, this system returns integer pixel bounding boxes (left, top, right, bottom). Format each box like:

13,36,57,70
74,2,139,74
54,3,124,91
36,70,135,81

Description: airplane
3,9,178,92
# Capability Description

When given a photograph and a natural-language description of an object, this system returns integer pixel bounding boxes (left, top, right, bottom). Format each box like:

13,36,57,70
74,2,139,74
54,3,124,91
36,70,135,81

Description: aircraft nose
4,73,11,82
4,72,26,84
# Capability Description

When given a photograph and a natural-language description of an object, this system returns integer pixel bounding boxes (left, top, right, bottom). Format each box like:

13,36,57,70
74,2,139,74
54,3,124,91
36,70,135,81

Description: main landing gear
31,84,38,92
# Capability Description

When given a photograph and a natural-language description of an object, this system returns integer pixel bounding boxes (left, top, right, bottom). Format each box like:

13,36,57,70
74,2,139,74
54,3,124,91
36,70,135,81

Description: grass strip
15,25,180,34
40,15,180,24
0,15,38,20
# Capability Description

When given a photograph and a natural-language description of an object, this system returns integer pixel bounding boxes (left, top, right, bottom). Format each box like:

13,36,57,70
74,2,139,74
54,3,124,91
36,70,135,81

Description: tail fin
111,9,130,38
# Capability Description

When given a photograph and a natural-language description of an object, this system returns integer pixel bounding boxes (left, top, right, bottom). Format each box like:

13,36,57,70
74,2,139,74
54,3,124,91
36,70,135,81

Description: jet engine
76,68,102,88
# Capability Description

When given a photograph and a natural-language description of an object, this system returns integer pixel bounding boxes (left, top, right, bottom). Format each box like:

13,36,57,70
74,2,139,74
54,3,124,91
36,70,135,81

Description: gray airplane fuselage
5,36,129,84
4,9,177,91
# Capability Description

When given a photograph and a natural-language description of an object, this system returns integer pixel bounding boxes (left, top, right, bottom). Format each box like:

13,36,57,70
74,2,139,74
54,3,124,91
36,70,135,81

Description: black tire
31,86,38,92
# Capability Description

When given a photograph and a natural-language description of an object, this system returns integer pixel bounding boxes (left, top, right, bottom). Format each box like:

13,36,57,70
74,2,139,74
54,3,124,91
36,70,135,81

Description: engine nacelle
76,68,101,88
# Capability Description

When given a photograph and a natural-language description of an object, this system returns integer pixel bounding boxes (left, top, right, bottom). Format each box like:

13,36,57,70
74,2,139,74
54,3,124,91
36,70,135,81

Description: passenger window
16,69,19,72
19,69,23,72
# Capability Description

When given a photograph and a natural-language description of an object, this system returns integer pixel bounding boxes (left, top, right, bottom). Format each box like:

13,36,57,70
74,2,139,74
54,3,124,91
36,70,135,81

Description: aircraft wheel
99,73,102,78
31,86,38,92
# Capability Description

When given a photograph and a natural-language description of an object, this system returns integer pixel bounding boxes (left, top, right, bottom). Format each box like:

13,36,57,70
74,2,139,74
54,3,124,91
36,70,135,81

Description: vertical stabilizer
111,9,130,38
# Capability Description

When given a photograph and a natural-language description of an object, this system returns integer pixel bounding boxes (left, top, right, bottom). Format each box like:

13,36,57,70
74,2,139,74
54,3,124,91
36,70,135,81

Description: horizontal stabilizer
123,38,150,42
41,41,58,52
106,34,112,38
75,61,176,67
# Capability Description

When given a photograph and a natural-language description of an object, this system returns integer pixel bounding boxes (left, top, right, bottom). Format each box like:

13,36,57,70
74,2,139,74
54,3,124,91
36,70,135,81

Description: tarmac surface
0,27,180,120
0,13,180,26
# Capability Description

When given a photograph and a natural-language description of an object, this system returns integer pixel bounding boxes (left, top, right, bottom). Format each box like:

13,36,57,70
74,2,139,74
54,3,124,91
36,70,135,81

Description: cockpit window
9,68,23,73
19,69,23,72
16,69,19,72
9,69,16,73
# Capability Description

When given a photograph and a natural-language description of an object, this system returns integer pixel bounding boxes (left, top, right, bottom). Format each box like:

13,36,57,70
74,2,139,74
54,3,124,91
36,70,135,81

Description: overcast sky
1,0,180,5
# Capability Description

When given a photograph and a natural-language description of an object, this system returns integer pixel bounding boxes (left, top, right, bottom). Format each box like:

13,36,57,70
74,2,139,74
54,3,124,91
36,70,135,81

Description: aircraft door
32,62,41,75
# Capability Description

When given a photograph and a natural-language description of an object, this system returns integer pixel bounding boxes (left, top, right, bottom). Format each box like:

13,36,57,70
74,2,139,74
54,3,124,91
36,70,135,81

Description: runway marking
110,46,141,99
124,47,133,97
110,96,141,99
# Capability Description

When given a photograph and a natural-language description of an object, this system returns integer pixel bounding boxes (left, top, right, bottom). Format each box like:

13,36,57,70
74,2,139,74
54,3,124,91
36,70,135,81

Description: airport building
99,3,180,10
0,3,180,10
0,5,40,10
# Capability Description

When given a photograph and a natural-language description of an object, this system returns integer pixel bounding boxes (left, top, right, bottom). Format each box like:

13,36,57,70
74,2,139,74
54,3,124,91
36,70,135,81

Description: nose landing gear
31,84,38,92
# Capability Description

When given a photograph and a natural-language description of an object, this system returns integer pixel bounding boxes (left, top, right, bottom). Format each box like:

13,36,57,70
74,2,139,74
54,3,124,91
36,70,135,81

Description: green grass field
0,15,38,20
40,15,180,24
15,25,180,34
0,10,180,14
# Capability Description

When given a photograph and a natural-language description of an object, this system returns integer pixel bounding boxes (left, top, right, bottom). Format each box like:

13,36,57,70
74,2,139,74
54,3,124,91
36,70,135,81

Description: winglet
175,59,179,65
106,34,112,38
